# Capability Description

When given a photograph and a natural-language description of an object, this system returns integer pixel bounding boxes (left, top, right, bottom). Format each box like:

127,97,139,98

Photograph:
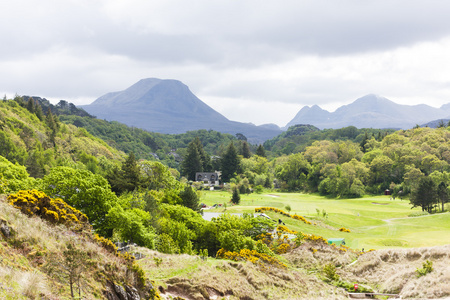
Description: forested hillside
61,114,238,168
263,124,394,155
0,96,123,178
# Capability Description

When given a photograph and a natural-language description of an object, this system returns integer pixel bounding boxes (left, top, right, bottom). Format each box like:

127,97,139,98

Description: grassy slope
135,247,348,300
0,195,156,299
200,191,450,250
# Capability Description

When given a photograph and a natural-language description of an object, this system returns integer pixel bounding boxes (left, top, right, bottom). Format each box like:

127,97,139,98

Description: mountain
286,94,450,130
80,78,281,144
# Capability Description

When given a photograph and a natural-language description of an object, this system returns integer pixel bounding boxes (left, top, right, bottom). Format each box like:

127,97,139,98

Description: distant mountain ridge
80,78,282,144
286,94,450,130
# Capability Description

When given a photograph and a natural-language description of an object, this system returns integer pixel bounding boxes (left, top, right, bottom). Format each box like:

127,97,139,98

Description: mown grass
200,191,450,250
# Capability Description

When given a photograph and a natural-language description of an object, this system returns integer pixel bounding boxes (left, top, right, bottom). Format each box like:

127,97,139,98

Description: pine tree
121,152,141,190
437,182,448,212
46,108,57,146
221,142,240,182
35,102,44,121
107,152,141,194
231,187,240,205
410,176,437,213
179,185,200,211
241,141,251,158
182,139,203,181
194,137,212,171
26,97,36,113
256,144,266,157
360,132,368,153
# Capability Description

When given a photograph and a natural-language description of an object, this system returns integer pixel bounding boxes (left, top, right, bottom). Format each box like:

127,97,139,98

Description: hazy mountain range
80,78,282,144
80,78,450,142
286,94,450,130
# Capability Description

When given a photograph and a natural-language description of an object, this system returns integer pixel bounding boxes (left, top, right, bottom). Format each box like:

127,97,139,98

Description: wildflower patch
216,248,287,269
8,189,89,230
255,207,312,225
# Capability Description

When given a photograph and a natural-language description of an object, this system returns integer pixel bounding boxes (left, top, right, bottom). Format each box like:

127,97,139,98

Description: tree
437,182,448,212
40,166,118,233
26,97,36,114
106,206,156,248
241,141,252,158
276,153,310,191
35,102,44,120
410,176,437,213
221,142,240,182
194,137,212,171
231,187,241,204
256,144,266,157
369,155,393,184
46,108,58,146
45,243,87,299
63,243,87,299
231,187,241,205
235,133,247,141
360,132,369,153
181,138,203,181
108,152,141,194
0,155,35,193
179,185,201,212
139,160,182,191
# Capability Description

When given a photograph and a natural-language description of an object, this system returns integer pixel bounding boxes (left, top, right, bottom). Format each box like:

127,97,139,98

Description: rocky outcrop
0,218,13,239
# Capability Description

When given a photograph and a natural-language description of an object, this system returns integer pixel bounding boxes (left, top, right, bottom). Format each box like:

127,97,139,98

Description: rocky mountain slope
80,78,282,144
286,94,450,130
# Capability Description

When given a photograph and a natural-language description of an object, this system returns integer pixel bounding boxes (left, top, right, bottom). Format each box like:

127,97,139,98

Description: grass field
199,191,450,250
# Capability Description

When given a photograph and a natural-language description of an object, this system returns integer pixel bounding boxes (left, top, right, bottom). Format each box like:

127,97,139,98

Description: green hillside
0,97,123,178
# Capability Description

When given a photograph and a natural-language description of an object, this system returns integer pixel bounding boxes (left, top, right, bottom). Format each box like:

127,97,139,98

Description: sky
2,1,450,127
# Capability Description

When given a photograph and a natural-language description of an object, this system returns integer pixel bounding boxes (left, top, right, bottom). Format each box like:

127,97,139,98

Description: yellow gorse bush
276,224,297,235
8,189,89,230
339,227,351,233
93,234,136,263
216,248,287,269
93,233,118,254
255,207,312,225
301,232,328,244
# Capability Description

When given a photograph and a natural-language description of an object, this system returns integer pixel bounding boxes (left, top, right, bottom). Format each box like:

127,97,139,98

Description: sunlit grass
200,190,450,250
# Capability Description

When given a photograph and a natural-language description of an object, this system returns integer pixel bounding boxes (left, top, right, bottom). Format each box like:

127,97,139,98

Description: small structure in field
327,238,346,246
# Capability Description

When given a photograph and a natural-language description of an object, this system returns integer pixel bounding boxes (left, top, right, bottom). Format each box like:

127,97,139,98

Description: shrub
216,248,286,269
255,207,312,225
93,234,118,254
8,189,89,230
323,263,339,282
339,227,351,233
254,185,264,194
416,260,433,277
231,187,240,205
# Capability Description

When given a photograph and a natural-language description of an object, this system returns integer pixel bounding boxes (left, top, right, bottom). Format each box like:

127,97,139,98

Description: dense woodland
1,95,449,259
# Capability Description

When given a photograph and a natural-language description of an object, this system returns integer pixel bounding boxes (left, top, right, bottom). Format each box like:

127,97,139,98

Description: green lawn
200,191,450,250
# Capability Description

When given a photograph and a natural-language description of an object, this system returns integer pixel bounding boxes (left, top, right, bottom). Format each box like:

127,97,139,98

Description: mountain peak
80,78,282,143
286,94,449,130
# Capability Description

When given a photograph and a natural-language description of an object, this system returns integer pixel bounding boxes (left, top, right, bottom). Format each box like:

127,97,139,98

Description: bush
216,248,286,269
339,227,351,233
231,187,240,204
416,260,433,277
323,264,340,282
285,205,291,212
254,185,264,194
8,189,89,230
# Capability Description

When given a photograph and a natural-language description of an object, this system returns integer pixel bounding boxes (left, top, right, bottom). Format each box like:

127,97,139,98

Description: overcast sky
2,1,450,127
